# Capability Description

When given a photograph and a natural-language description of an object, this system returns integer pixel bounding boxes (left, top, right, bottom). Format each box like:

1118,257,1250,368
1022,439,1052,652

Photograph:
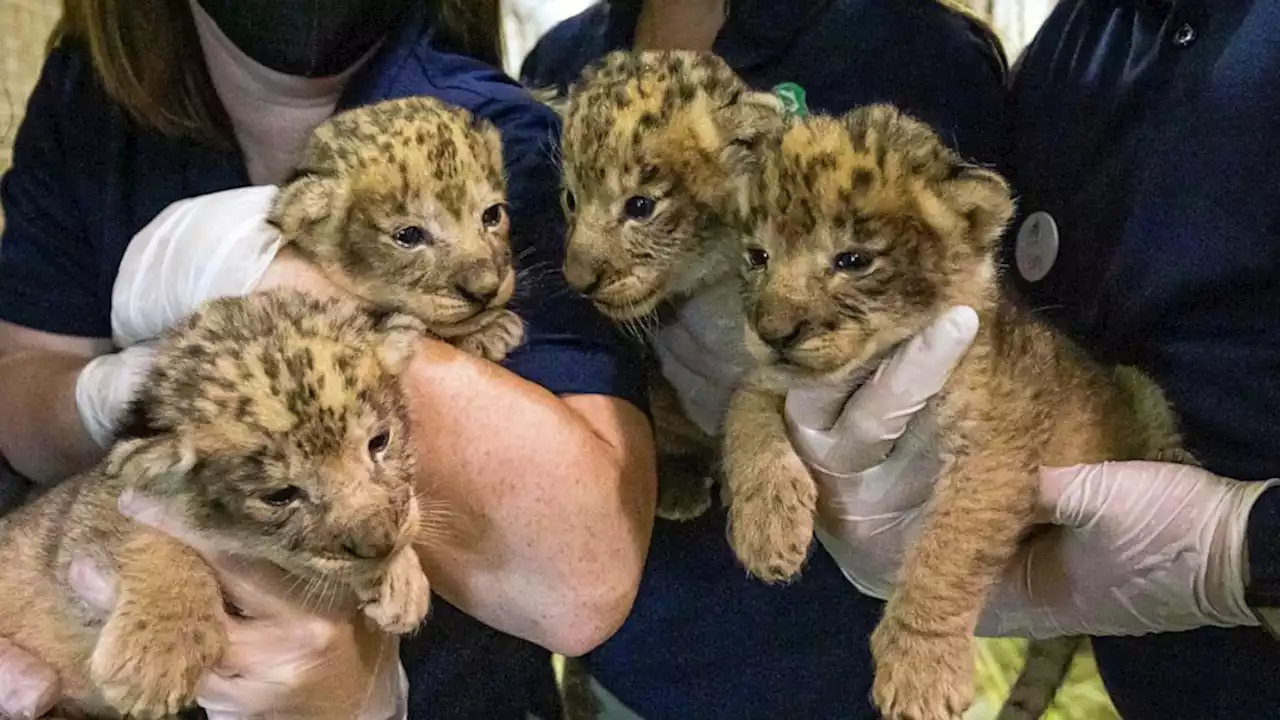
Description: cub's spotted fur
269,96,524,363
0,290,433,719
722,105,1195,719
553,49,786,521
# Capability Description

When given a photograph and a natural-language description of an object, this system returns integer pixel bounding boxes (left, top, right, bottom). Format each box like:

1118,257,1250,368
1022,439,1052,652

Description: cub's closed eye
262,486,304,507
563,189,577,214
746,246,770,268
623,195,656,221
367,429,391,457
392,226,430,248
481,203,507,229
833,251,873,272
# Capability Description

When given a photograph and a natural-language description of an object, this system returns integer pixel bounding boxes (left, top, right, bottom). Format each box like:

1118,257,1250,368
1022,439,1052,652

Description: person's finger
818,306,979,472
67,552,118,614
0,637,60,719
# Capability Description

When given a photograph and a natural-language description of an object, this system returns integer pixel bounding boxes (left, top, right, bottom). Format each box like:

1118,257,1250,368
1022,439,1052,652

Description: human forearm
0,352,102,483
403,342,656,655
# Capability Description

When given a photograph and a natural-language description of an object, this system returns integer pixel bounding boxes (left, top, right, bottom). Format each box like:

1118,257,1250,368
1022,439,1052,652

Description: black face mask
197,0,417,77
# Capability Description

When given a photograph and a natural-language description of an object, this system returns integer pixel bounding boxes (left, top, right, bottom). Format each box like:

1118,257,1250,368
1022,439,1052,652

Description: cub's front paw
90,606,224,720
456,310,524,362
362,546,432,634
726,491,813,584
870,616,973,720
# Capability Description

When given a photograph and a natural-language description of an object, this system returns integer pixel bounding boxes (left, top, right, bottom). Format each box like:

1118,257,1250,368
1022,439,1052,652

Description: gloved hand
0,489,409,720
785,306,981,600
73,342,158,449
111,185,285,349
976,461,1277,639
650,277,755,436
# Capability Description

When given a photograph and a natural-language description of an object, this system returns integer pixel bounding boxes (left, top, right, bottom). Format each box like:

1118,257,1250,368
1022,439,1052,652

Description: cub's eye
623,195,656,221
392,226,430,248
562,189,577,214
262,486,303,507
367,429,391,458
481,203,506,229
833,251,873,272
745,246,770,268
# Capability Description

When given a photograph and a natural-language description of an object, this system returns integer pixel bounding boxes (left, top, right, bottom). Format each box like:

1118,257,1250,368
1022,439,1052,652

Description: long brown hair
47,0,504,143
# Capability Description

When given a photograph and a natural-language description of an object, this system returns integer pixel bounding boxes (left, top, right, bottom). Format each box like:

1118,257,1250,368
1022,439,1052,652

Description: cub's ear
939,164,1015,253
714,89,788,175
371,312,428,376
104,432,202,498
267,171,343,241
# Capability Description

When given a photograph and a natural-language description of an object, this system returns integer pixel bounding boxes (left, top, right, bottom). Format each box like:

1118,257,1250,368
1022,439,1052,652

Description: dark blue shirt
521,2,1007,717
0,10,648,719
1007,0,1280,716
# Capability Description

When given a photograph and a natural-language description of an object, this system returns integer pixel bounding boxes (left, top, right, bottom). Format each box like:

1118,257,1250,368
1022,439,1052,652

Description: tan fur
267,96,524,363
0,290,435,719
722,104,1195,719
549,49,786,522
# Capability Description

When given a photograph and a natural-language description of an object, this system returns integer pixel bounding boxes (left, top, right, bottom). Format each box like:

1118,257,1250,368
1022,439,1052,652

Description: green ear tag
773,82,809,118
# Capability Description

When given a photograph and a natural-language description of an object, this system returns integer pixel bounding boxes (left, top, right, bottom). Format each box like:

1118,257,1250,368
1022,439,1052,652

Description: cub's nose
341,523,398,561
757,317,809,352
456,265,500,305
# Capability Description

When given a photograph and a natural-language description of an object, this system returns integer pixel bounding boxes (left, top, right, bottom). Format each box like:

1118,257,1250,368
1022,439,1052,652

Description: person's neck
634,0,728,51
189,0,379,185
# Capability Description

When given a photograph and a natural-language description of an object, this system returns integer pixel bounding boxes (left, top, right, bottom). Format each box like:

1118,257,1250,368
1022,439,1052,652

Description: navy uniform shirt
521,1,1006,717
0,9,648,719
1006,0,1280,717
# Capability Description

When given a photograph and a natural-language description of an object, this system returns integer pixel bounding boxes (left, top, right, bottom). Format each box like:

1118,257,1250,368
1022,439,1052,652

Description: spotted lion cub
722,105,1194,719
553,49,786,520
0,290,432,719
268,95,524,363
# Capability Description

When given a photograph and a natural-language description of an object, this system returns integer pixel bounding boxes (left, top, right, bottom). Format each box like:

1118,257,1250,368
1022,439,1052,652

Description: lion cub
722,105,1193,719
553,49,785,520
0,290,432,719
268,95,524,363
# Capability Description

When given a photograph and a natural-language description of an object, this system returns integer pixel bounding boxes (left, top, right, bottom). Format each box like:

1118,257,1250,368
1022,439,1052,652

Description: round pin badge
1015,210,1059,283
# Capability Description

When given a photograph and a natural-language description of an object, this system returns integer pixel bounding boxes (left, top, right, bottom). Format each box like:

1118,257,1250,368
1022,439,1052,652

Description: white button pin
1015,210,1060,283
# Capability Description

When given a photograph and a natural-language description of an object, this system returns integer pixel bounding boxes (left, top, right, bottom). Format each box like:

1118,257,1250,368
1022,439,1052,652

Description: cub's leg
871,450,1037,720
454,310,525,362
722,385,816,583
649,372,717,521
90,533,226,720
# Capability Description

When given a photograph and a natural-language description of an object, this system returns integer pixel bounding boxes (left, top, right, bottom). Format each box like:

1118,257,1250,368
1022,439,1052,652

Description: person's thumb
1037,462,1115,527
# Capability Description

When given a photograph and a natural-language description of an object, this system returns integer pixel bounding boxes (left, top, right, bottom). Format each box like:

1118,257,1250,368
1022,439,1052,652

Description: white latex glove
786,306,981,600
0,489,409,720
976,461,1277,639
111,185,284,349
73,342,158,448
650,277,756,436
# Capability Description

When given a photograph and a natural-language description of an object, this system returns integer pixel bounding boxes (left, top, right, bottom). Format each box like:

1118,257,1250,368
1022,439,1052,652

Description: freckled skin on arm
400,342,657,655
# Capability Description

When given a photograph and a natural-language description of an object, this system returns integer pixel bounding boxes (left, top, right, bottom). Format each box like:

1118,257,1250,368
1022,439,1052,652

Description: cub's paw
362,546,432,634
655,453,715,522
870,617,973,720
90,607,224,720
456,310,525,362
725,493,812,584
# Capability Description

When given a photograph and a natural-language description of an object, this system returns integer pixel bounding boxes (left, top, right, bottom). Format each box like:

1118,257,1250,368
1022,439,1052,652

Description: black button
1172,22,1197,47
